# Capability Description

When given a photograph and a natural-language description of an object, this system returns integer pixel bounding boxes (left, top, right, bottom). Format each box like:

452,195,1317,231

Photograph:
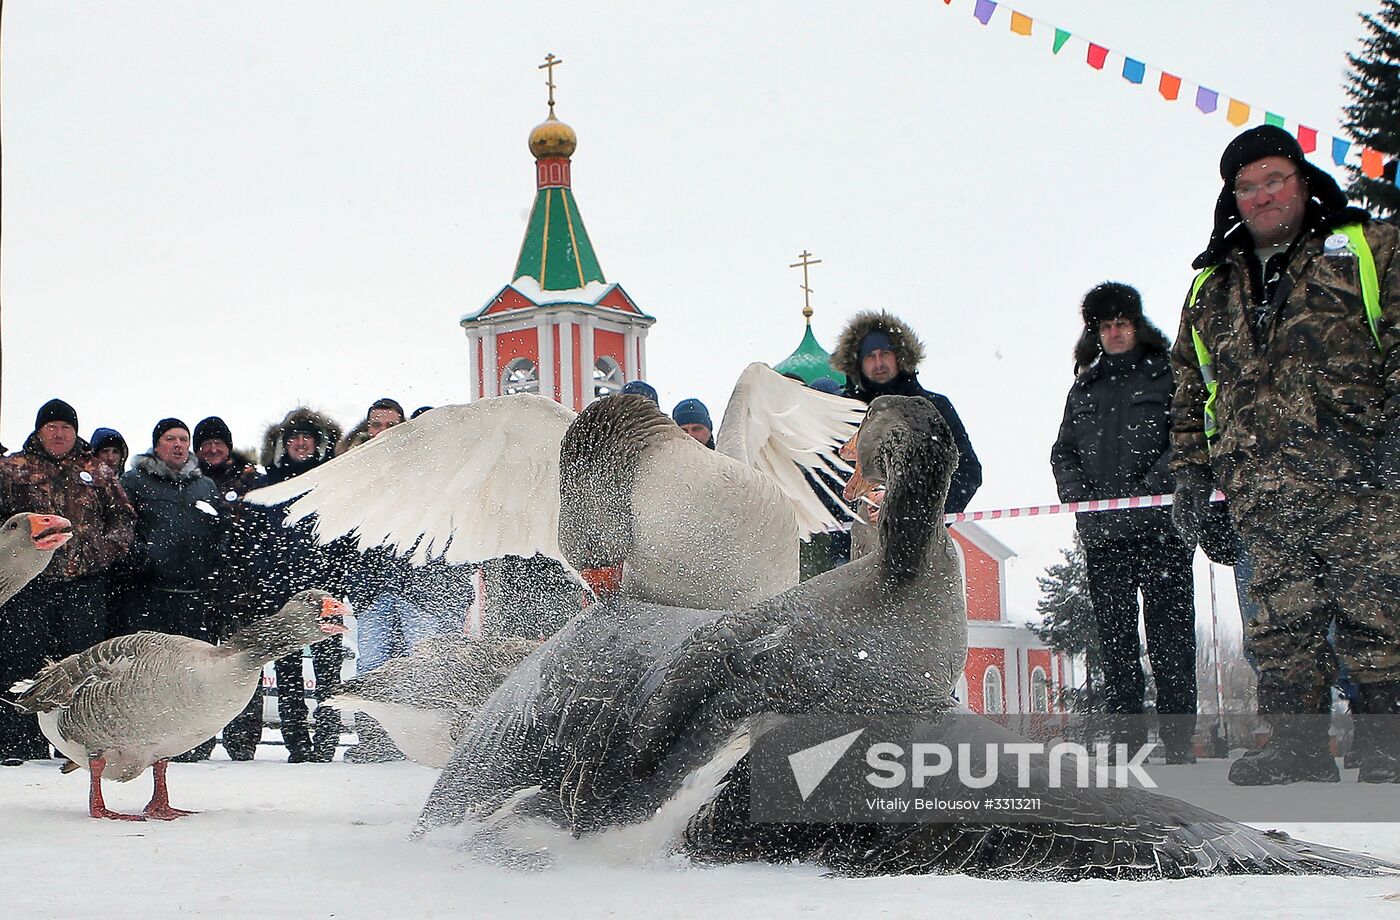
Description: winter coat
201,449,264,500
0,434,135,581
1170,211,1400,506
230,408,349,624
120,453,226,590
1050,332,1178,547
832,310,983,513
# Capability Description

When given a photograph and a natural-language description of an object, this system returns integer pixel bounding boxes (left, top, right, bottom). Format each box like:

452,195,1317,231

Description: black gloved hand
1171,465,1214,548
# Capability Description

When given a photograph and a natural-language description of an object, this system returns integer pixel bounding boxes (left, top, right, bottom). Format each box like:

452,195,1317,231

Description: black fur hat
1080,282,1143,327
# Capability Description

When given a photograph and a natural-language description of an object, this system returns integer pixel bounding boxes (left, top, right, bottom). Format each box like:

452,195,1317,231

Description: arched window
982,665,1004,715
593,355,624,399
1031,667,1049,714
502,357,539,396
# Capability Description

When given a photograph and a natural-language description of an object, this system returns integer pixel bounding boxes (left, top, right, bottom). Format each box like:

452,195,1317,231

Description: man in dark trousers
1170,125,1400,784
1051,283,1198,762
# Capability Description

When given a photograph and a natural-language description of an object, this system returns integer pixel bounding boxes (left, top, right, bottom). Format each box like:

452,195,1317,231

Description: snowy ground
3,745,1400,920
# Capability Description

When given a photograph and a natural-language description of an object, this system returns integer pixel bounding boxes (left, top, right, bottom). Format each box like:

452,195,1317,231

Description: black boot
1228,716,1339,785
172,737,216,763
344,714,406,764
1355,682,1400,784
284,724,314,763
310,707,342,763
1159,715,1198,765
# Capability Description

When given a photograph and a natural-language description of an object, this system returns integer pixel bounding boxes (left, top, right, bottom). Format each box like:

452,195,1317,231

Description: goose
0,512,74,604
248,363,863,610
8,589,347,820
420,397,1399,879
323,635,542,768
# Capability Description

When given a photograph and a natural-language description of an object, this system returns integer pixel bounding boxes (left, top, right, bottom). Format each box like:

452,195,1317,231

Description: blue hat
858,331,895,361
807,377,842,395
90,427,127,453
671,398,712,430
619,380,660,404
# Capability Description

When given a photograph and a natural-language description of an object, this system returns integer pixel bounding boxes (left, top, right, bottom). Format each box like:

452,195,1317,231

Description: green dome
774,324,845,386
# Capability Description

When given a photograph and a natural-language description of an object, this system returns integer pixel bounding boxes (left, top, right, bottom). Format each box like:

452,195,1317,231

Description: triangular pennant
973,0,996,25
1226,98,1250,126
1332,137,1351,166
1362,146,1384,178
1158,72,1181,101
1052,28,1071,53
1010,11,1033,35
1195,87,1219,114
1121,57,1145,84
1086,43,1108,70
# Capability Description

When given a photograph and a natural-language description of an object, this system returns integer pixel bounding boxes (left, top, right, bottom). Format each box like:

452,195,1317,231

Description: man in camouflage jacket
1169,125,1400,785
0,398,135,762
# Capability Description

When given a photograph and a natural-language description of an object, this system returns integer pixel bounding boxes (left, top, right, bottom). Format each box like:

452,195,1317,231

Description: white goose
8,590,347,821
248,363,863,610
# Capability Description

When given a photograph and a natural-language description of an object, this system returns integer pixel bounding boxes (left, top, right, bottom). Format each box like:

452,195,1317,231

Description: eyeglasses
1235,171,1298,201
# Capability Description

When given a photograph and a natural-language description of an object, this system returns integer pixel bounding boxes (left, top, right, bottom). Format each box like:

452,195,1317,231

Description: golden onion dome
529,116,577,159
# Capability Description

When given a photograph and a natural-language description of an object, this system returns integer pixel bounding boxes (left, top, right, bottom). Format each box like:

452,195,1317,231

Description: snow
3,750,1399,919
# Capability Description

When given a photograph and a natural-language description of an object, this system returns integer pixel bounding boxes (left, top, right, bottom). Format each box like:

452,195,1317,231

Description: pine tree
1345,0,1400,216
1032,539,1104,713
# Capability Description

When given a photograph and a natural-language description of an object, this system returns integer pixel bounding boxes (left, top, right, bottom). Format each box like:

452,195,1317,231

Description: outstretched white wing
714,362,864,536
246,395,576,565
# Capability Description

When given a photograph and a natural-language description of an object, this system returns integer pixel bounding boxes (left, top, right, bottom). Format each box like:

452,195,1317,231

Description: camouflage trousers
1232,482,1400,712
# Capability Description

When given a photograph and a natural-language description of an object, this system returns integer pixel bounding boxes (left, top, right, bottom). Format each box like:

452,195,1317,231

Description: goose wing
715,363,863,536
246,396,576,565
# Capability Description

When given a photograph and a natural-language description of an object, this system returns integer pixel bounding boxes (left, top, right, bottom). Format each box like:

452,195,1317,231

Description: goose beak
318,597,349,635
29,514,74,551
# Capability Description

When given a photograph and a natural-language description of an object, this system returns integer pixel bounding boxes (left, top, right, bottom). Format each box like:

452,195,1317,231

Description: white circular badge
78,471,93,484
1324,233,1349,251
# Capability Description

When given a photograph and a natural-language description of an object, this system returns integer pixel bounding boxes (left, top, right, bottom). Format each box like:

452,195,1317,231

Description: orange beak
29,514,73,551
318,597,348,635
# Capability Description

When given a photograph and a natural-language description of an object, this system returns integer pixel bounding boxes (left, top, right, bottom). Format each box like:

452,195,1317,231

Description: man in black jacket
1051,283,1198,762
831,310,982,513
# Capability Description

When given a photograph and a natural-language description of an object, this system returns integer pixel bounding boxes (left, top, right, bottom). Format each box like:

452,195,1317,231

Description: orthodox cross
539,53,563,116
788,250,822,321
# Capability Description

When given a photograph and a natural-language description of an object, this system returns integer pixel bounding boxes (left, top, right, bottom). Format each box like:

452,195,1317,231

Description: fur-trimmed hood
132,451,204,483
261,407,342,469
831,310,926,381
1073,317,1172,375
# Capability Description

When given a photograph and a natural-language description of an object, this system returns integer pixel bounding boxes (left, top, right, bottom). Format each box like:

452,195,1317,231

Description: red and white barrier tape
942,489,1226,525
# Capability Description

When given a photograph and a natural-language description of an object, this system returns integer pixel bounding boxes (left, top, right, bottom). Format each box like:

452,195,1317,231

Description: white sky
0,1,1383,625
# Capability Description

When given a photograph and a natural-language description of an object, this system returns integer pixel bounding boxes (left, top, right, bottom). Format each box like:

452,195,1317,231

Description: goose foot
87,756,144,820
142,760,196,820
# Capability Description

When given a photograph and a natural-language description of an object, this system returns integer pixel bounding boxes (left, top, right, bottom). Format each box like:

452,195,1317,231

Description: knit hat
619,380,659,404
367,397,405,420
151,418,190,446
671,398,712,430
807,377,842,395
35,398,78,432
857,331,895,361
1194,124,1362,269
193,416,233,451
90,428,127,455
1080,282,1144,327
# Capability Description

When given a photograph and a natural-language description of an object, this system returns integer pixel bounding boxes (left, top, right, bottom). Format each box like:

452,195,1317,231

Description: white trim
949,521,1016,562
982,665,1004,715
558,320,575,409
637,326,649,379
465,329,480,402
538,318,555,402
1030,666,1050,714
580,314,596,404
625,327,638,382
483,329,498,398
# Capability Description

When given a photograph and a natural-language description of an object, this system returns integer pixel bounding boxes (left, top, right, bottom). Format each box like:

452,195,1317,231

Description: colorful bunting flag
1362,146,1384,179
940,3,1384,177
